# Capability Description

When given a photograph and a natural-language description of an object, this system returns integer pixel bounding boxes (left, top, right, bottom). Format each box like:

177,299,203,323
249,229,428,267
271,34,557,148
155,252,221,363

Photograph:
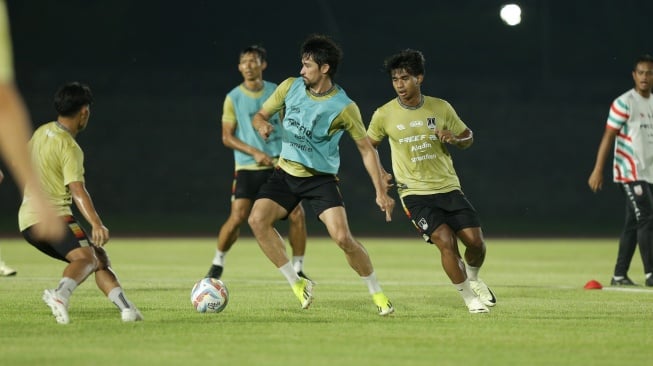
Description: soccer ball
190,278,229,313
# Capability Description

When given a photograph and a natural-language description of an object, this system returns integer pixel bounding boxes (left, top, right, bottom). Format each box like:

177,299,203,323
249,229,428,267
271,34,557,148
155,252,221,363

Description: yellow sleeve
331,102,366,140
261,77,295,116
367,107,386,142
0,0,14,83
221,95,236,125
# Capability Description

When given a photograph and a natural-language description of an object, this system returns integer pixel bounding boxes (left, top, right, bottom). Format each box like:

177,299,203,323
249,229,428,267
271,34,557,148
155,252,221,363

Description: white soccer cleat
121,307,144,322
470,279,497,307
0,261,17,276
42,289,70,324
465,296,489,314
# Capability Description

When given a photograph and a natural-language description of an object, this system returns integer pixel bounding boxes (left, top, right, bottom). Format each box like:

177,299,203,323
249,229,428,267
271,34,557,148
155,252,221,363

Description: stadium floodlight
500,3,522,26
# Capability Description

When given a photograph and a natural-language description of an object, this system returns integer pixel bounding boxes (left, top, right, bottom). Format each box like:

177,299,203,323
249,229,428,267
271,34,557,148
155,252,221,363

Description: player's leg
613,195,638,285
623,182,653,286
401,193,487,313
23,216,98,324
207,198,253,278
249,197,314,308
313,181,393,316
207,170,267,279
287,202,312,281
92,246,142,322
443,191,495,306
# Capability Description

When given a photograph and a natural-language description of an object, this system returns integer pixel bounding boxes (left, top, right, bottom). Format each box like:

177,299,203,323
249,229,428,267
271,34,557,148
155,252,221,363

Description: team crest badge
634,184,643,196
427,117,436,131
418,218,429,231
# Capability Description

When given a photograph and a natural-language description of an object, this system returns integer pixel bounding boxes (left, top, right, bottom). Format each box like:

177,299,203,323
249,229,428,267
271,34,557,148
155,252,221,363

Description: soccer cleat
297,271,316,284
465,296,489,314
42,289,70,324
0,261,17,276
470,279,497,307
372,292,394,316
611,276,637,286
206,264,223,279
121,307,144,322
292,278,314,309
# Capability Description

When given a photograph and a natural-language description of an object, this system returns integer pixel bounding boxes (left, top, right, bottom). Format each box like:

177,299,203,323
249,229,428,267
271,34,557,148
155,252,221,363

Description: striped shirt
606,89,653,183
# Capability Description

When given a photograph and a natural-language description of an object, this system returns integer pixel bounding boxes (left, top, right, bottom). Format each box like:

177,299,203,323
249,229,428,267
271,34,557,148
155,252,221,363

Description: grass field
0,237,651,365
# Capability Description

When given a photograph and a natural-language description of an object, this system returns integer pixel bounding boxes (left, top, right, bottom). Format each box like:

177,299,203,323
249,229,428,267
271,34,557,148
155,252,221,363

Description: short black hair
300,34,342,78
634,54,653,70
54,82,93,117
383,49,426,77
240,45,267,63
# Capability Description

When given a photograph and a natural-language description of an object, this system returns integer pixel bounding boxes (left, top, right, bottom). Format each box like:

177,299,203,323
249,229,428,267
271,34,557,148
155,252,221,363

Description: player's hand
91,224,110,247
376,193,395,222
253,151,274,166
588,170,603,192
434,129,459,144
256,122,274,141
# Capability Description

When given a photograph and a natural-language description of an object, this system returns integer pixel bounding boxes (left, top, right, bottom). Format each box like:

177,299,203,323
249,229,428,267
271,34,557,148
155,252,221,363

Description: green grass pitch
0,237,651,365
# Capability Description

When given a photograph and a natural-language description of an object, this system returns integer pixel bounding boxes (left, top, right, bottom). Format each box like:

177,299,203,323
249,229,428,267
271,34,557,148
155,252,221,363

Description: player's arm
341,103,394,221
355,137,395,222
0,84,66,241
436,127,474,149
221,97,273,166
253,78,293,140
588,127,618,192
68,181,109,246
222,122,273,167
367,110,394,190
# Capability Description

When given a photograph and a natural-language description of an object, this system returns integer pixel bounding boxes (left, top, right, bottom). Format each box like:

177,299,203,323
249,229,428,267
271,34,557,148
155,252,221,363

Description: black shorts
22,216,92,262
256,167,344,217
400,190,481,243
232,169,274,200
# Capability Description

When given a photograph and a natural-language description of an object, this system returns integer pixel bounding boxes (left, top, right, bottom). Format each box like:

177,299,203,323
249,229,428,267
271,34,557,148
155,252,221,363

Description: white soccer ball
190,278,229,313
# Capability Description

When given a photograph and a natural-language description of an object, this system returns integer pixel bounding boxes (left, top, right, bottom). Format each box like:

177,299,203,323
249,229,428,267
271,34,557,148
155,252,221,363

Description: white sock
212,249,226,266
361,271,382,295
646,273,652,279
279,262,301,285
292,256,304,272
453,279,477,303
108,287,134,311
55,277,77,301
466,265,480,281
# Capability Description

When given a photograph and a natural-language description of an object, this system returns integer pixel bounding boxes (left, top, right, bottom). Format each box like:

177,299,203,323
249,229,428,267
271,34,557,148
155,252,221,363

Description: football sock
55,277,77,301
292,256,304,272
279,262,301,285
613,275,625,280
108,287,133,310
212,250,226,266
466,265,480,281
361,271,382,295
453,279,477,302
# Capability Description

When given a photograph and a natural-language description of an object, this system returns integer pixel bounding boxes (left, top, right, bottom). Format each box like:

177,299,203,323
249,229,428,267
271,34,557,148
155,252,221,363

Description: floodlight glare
500,4,522,26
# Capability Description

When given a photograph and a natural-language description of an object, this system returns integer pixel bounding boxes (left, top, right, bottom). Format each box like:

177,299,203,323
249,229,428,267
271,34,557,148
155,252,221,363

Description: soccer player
0,0,65,245
205,45,311,282
249,34,395,316
588,54,653,287
367,49,496,313
18,82,143,324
